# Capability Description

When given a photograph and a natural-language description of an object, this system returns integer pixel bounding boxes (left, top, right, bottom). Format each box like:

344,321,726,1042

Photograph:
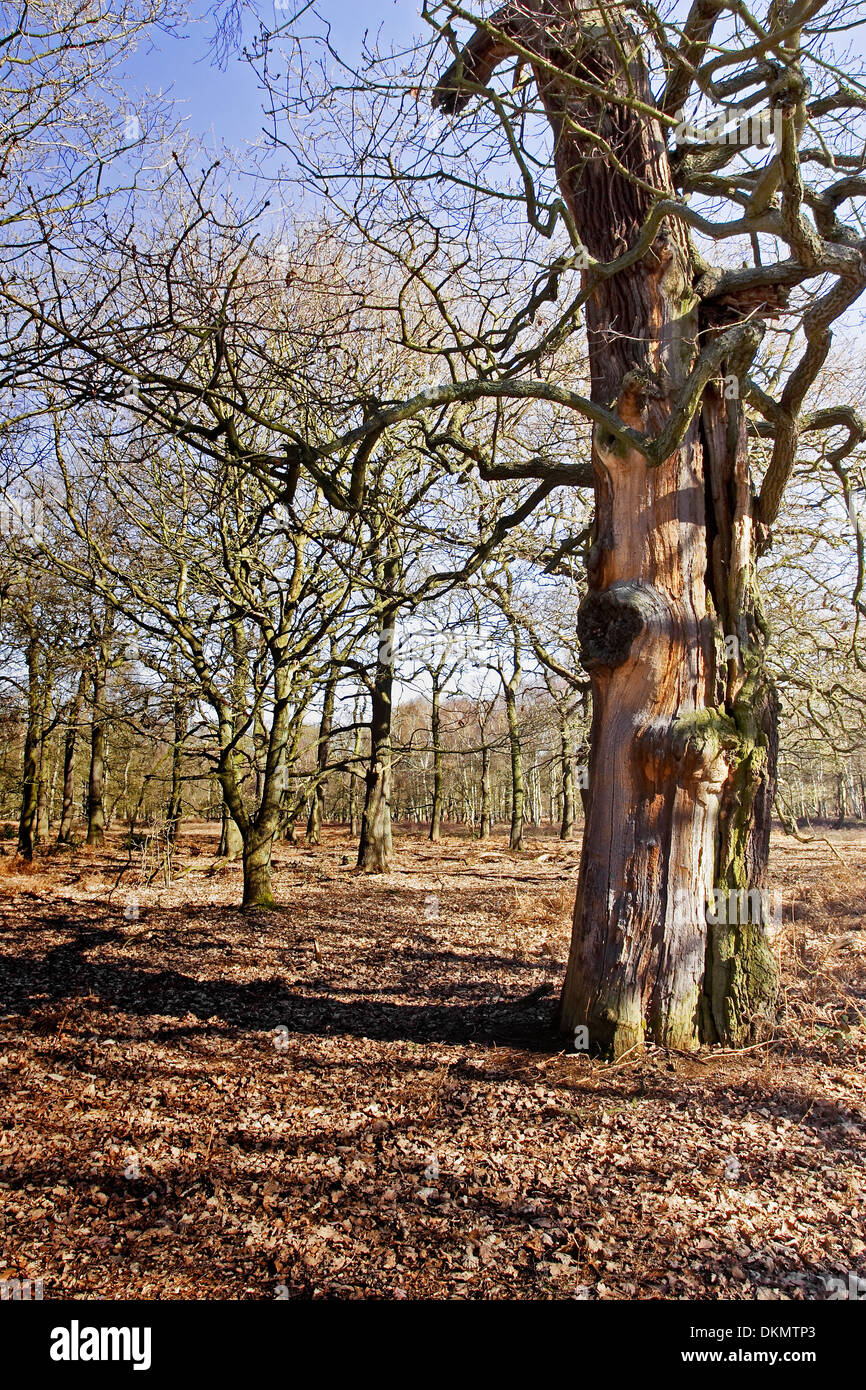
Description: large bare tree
427,0,866,1052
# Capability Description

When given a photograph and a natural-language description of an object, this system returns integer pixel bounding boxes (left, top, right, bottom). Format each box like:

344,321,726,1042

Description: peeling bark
438,0,781,1054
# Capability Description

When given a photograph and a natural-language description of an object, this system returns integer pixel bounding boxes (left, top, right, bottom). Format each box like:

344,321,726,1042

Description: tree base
242,894,278,911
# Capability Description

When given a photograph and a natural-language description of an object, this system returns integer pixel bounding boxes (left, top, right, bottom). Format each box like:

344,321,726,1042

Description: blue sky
123,2,424,156
123,3,866,162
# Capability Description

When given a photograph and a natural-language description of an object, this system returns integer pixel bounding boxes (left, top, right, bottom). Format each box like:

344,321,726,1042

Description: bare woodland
1,0,866,1306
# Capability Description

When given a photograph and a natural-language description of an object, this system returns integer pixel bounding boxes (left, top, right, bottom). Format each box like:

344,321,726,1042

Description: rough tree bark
436,0,780,1054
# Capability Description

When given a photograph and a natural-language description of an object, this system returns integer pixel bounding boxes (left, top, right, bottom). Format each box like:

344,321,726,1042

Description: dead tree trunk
437,1,780,1054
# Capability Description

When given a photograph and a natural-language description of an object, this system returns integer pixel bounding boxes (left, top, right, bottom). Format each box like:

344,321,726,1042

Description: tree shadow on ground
0,911,563,1051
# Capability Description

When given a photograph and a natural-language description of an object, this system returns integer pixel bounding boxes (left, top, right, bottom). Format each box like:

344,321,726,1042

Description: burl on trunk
436,0,780,1055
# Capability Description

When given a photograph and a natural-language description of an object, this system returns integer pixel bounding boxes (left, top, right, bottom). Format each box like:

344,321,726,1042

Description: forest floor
0,821,864,1301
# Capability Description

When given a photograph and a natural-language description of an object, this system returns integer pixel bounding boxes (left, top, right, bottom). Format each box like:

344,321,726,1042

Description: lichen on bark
703,619,781,1044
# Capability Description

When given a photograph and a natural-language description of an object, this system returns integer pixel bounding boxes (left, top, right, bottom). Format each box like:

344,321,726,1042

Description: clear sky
123,2,424,157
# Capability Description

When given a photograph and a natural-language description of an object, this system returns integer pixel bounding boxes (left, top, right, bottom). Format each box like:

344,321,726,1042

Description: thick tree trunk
429,678,443,842
242,821,277,908
218,659,291,908
438,2,780,1054
547,13,777,1054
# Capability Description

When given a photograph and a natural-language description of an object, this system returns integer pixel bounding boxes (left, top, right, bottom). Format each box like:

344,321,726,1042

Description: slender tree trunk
218,801,244,858
58,668,86,843
358,553,398,873
479,742,491,839
560,718,575,841
348,714,363,838
357,667,394,871
307,669,336,846
17,634,43,859
166,677,188,843
504,679,524,851
429,677,443,842
47,735,60,828
86,609,114,848
35,680,53,841
86,666,108,848
217,617,248,859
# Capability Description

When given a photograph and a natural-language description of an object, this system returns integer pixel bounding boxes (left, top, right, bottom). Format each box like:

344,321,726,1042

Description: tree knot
578,581,660,671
